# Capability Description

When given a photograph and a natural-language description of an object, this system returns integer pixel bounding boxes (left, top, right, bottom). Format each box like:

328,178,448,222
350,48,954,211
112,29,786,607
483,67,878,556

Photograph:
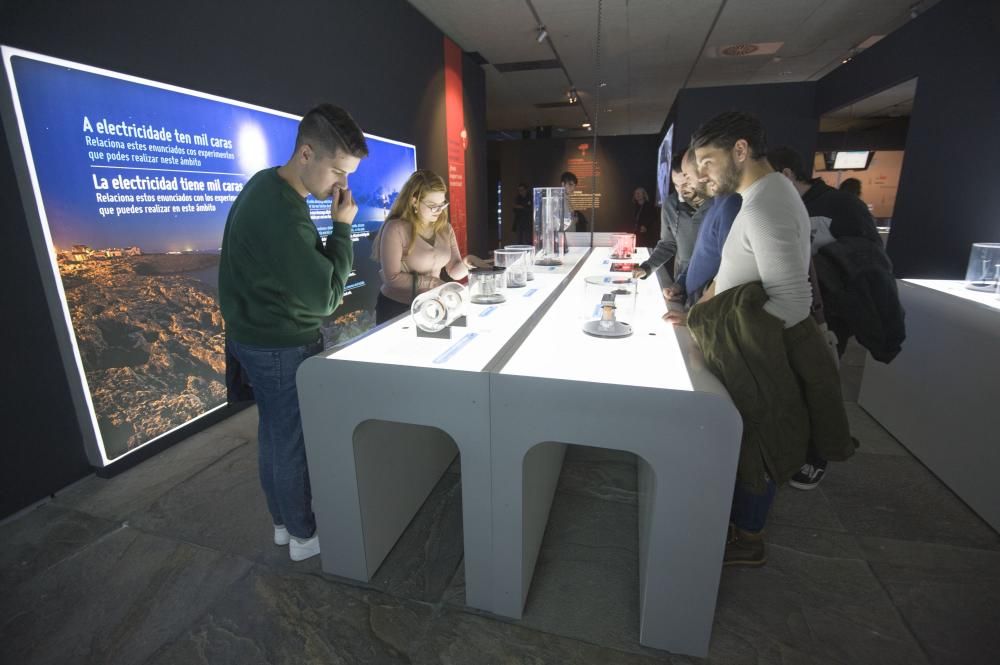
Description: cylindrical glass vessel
533,187,567,266
411,282,466,333
965,243,1000,292
610,233,637,260
505,244,535,280
494,249,528,288
469,267,507,304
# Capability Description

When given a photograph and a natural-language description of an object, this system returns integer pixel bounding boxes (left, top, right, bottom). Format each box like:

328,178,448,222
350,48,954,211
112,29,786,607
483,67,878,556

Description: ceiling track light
566,87,578,104
536,26,548,43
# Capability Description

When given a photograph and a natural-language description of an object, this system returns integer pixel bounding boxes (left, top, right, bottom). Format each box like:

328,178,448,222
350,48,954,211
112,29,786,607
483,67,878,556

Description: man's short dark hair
690,111,767,160
560,171,578,185
767,146,809,182
670,153,685,173
839,178,862,197
295,104,368,158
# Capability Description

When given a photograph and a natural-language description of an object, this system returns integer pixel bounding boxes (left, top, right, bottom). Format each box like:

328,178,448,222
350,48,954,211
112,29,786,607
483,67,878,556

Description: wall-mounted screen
832,150,871,170
656,124,674,206
1,46,416,466
815,150,874,172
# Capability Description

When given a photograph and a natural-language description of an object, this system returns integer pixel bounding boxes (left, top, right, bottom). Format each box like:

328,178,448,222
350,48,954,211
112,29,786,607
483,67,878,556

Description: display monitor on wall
655,124,674,206
1,45,416,467
815,150,874,171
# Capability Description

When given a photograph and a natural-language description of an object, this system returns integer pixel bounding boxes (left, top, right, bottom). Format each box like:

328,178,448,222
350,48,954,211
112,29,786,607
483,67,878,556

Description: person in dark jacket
631,186,659,248
839,177,862,198
769,146,904,490
560,171,589,231
512,183,532,246
768,146,881,247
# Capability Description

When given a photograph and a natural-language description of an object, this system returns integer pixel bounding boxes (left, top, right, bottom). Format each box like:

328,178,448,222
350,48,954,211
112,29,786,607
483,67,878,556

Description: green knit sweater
218,168,353,347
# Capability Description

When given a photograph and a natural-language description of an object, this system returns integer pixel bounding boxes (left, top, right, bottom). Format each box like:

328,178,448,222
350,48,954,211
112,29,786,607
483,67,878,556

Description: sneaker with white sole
789,461,827,490
289,534,320,561
273,524,290,546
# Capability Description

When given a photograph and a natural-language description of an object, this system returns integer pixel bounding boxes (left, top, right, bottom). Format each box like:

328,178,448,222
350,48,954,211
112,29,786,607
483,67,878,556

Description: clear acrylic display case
469,267,507,304
411,282,466,333
581,275,638,338
533,187,569,266
494,249,528,288
965,243,1000,292
505,244,535,280
610,233,637,260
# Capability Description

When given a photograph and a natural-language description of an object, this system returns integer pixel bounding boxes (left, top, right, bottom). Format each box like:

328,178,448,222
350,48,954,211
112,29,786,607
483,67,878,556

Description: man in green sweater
219,104,368,562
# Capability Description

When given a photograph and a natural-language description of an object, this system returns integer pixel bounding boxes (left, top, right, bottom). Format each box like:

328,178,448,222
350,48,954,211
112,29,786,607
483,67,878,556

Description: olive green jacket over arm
687,282,856,493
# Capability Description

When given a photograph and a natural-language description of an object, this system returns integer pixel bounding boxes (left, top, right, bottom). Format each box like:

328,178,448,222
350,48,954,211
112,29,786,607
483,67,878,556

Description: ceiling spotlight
582,122,591,129
567,87,579,104
536,26,548,43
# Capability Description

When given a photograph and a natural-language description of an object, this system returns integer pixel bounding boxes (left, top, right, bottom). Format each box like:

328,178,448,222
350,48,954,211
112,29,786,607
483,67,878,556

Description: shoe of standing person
290,534,321,561
789,460,828,490
723,524,767,567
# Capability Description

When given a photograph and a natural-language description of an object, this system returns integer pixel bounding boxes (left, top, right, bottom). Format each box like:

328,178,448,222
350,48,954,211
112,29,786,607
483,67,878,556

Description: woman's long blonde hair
372,169,449,261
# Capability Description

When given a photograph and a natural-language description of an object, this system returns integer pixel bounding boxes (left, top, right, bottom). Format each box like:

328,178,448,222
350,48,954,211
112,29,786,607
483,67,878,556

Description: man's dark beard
713,154,742,195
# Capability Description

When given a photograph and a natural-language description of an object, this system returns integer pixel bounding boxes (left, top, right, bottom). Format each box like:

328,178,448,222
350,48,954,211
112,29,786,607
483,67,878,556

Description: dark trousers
375,291,411,325
731,477,777,533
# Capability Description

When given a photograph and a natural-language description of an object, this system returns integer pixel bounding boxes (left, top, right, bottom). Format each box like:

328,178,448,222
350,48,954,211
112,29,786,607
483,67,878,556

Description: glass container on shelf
533,187,568,266
581,275,638,338
610,233,636,259
494,248,528,288
469,266,507,304
505,244,535,280
411,282,466,333
964,243,1000,292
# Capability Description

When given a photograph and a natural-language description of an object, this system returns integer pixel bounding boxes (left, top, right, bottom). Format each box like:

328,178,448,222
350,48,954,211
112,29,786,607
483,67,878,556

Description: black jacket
688,283,856,493
813,237,906,363
802,179,881,244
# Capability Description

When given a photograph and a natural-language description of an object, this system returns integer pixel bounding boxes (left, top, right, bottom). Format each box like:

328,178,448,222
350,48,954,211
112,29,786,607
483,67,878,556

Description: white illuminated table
297,246,742,658
487,248,742,656
297,249,589,610
859,279,1000,531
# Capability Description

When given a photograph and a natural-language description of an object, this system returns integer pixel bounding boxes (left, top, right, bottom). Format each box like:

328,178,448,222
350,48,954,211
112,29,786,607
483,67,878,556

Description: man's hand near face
330,186,358,225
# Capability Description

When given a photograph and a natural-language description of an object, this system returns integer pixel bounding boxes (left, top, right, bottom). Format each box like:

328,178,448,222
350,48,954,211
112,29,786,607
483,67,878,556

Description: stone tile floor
2,342,997,664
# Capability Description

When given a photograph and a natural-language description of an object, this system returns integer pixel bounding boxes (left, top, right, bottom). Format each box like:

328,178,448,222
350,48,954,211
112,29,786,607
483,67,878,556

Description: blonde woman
372,170,479,323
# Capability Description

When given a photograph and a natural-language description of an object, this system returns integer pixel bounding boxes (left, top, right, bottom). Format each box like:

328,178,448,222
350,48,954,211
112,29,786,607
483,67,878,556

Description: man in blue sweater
664,151,742,326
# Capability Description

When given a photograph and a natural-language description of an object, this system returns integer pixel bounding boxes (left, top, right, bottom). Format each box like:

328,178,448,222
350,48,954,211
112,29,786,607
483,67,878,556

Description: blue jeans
731,476,777,533
227,335,323,539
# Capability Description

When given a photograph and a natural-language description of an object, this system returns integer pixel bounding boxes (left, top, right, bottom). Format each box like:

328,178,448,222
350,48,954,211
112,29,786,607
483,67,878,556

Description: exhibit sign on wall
1,46,416,466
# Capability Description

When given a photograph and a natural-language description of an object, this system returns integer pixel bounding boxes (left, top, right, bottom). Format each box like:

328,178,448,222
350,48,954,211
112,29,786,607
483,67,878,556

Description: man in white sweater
689,111,813,567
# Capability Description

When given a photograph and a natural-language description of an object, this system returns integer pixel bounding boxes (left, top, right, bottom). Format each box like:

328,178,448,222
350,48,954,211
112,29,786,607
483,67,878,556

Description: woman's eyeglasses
422,200,450,213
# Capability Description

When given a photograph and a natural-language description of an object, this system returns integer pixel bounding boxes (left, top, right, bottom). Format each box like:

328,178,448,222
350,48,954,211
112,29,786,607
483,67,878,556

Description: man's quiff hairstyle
690,111,767,161
295,104,369,158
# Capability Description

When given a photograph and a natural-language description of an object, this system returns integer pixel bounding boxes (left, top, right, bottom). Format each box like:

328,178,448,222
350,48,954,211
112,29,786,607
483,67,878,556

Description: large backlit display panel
1,46,416,465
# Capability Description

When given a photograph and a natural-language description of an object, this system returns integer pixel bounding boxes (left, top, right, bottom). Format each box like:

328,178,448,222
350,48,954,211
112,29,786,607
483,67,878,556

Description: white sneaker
289,534,320,561
273,525,290,546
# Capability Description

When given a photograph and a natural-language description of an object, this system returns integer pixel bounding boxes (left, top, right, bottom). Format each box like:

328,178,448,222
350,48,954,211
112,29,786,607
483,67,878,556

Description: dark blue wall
816,0,1000,277
0,0,486,517
672,82,819,168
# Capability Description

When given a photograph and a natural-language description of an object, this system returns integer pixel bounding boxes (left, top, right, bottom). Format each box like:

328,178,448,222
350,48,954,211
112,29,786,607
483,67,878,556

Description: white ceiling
406,0,939,137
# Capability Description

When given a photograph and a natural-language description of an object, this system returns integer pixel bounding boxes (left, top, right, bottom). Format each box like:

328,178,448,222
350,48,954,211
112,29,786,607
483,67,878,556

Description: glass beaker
495,249,527,288
582,275,639,325
469,267,507,304
411,282,466,333
505,244,535,280
533,187,566,266
964,243,1000,292
610,233,637,259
